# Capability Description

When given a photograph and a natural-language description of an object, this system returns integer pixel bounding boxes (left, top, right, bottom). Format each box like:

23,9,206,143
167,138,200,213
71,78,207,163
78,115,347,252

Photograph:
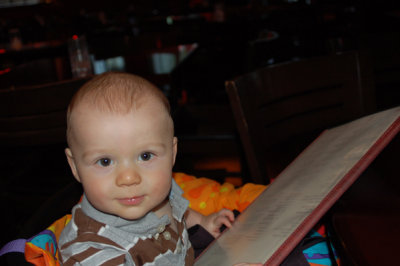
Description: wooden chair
0,77,90,147
225,51,376,184
0,78,89,249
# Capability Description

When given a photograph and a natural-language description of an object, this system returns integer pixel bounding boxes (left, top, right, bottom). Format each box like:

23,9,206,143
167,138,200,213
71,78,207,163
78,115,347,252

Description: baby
58,72,235,265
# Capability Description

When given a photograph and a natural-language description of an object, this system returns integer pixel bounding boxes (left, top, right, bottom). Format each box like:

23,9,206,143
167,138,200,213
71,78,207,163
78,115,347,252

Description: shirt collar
80,178,189,235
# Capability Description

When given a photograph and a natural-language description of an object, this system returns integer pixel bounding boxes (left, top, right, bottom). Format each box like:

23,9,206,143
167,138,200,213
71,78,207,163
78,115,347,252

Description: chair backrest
225,51,376,184
0,77,90,147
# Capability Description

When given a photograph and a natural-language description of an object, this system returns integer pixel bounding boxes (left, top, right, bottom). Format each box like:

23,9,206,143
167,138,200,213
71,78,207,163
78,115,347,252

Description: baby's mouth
118,196,145,206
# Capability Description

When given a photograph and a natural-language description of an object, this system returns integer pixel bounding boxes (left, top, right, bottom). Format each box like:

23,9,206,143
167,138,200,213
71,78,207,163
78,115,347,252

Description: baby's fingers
218,208,235,222
215,214,233,229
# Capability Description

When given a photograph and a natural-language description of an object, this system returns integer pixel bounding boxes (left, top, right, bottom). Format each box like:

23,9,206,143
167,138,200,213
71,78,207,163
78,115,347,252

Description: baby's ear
172,137,178,166
65,148,81,183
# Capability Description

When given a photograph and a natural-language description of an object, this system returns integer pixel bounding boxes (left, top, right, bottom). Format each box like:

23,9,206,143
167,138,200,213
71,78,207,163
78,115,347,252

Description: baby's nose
116,166,141,186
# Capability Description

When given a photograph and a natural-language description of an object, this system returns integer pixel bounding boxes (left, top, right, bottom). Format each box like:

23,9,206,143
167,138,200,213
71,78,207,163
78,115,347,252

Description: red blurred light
72,35,79,40
0,68,11,75
156,39,162,49
0,48,6,54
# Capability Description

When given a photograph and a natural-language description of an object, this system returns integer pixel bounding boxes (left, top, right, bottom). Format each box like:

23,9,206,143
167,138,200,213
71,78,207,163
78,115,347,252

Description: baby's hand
200,208,234,238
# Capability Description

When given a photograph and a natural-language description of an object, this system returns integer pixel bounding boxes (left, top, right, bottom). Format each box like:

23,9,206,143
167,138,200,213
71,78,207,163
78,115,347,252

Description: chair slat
226,51,376,184
0,77,89,147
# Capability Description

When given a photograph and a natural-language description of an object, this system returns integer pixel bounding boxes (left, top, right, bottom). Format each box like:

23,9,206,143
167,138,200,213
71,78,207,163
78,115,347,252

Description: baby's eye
139,152,153,161
97,158,113,167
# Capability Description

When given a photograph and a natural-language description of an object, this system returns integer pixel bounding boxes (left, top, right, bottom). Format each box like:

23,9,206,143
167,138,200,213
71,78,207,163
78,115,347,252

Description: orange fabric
24,215,71,266
25,243,60,266
173,172,266,216
49,215,71,244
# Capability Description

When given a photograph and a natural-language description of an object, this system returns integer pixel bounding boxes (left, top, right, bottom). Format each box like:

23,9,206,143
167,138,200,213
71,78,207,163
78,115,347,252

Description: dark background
1,0,400,252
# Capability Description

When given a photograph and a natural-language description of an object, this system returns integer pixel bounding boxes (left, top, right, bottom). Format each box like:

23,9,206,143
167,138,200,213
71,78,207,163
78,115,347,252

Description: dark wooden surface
0,78,89,248
0,77,90,147
226,50,377,184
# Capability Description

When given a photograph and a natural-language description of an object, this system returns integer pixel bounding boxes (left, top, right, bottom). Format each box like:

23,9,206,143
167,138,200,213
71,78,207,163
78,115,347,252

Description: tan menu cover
195,106,400,266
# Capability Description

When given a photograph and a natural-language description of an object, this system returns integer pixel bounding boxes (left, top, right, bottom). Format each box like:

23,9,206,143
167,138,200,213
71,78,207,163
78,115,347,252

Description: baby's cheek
153,174,172,197
84,181,110,207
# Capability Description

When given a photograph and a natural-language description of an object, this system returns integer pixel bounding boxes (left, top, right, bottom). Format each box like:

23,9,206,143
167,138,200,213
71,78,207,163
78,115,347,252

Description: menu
195,106,400,266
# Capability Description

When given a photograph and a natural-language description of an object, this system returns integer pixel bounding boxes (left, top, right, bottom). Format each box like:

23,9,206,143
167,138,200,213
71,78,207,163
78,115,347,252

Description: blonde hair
66,72,171,146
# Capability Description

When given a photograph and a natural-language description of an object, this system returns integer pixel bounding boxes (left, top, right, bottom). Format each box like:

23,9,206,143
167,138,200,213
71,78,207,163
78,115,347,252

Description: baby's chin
112,209,151,221
116,202,171,221
93,204,148,221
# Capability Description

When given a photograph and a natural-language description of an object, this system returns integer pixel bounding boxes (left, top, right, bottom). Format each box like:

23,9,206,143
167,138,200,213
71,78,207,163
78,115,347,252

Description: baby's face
66,97,177,220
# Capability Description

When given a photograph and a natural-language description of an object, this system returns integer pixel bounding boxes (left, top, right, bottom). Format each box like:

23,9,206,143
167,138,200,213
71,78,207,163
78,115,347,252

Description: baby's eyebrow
144,143,167,149
81,150,109,160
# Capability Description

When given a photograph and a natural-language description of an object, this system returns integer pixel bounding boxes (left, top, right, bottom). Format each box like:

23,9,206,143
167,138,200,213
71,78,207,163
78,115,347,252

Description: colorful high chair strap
0,239,27,255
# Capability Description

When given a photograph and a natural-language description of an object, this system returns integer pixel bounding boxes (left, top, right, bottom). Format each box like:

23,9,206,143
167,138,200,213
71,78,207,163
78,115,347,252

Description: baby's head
66,72,172,148
65,72,177,220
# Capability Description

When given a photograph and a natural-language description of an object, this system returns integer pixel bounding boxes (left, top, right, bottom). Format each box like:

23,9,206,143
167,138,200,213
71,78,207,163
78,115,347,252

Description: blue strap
0,239,26,256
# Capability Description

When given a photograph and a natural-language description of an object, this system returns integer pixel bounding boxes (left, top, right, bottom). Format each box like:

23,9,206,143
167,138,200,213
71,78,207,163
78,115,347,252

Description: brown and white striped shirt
59,180,194,265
